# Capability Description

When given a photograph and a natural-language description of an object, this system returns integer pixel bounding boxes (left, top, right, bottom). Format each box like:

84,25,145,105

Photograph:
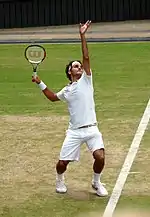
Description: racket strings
25,45,46,76
25,45,46,63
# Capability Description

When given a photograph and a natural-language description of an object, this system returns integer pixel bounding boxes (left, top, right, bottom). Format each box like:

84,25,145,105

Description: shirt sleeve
82,69,93,84
56,87,67,102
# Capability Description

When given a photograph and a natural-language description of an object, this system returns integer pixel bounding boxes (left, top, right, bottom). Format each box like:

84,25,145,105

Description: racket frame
24,44,46,77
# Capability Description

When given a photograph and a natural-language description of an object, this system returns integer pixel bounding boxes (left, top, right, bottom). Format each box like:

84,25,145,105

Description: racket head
24,44,46,64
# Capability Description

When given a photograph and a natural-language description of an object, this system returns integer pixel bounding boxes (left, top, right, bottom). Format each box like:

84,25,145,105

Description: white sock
93,172,101,183
56,173,64,181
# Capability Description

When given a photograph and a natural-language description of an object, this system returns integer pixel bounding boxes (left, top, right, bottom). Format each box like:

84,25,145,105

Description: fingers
32,75,40,83
85,20,91,26
32,77,35,82
79,20,91,34
80,20,91,27
32,76,36,82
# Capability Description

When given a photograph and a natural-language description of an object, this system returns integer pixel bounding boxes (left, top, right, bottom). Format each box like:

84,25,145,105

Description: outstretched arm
79,20,91,76
32,76,60,102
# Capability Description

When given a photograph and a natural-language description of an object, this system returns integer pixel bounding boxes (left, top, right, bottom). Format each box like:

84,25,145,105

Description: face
69,61,83,79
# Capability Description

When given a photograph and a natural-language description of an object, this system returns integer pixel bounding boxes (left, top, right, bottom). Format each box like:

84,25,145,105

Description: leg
56,129,82,193
55,160,70,194
93,148,105,177
56,160,70,174
86,127,108,196
92,148,108,196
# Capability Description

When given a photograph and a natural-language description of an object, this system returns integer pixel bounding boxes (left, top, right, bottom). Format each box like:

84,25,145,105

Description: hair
65,60,82,81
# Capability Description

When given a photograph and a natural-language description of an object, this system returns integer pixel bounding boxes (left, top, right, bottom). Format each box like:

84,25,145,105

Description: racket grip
32,71,37,78
32,71,37,82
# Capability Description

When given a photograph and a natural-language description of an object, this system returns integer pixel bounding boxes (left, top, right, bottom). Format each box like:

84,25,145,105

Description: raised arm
32,76,60,102
79,20,92,76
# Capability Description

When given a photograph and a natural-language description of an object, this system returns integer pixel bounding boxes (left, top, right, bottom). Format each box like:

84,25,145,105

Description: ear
68,66,71,74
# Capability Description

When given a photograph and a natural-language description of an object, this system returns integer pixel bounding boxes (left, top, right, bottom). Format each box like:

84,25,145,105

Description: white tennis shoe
56,179,67,193
92,181,108,197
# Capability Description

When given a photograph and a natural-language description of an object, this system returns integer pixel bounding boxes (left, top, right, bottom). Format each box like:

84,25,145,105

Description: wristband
38,81,47,90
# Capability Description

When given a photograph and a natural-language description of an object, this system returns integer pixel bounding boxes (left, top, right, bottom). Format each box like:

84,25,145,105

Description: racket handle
32,71,37,82
33,71,37,78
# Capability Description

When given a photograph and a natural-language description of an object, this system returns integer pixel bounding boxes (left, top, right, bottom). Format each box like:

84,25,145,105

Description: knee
93,149,105,164
56,160,69,168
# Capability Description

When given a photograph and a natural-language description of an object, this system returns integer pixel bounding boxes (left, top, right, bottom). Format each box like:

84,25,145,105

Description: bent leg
56,129,82,193
86,127,108,196
93,148,105,174
86,128,105,182
92,149,108,196
55,160,70,194
56,160,70,174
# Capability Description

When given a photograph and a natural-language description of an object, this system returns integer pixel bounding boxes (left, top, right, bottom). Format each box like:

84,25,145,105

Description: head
65,60,83,82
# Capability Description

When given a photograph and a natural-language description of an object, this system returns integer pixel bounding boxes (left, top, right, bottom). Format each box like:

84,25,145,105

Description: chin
77,74,82,79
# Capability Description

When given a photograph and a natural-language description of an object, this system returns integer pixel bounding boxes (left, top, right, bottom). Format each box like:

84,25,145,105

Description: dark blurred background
0,0,149,29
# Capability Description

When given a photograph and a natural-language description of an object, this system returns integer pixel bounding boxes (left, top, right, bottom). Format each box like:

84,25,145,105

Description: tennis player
32,20,108,197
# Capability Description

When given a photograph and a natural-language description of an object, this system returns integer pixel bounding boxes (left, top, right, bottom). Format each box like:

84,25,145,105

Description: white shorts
59,126,104,161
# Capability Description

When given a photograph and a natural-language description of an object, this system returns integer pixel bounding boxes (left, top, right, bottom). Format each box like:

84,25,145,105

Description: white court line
103,98,150,217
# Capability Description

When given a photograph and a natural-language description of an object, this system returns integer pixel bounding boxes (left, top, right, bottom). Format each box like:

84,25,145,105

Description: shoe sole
56,189,67,194
96,191,108,197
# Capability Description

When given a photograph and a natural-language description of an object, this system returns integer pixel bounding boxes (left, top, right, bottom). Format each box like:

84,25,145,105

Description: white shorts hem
59,158,79,162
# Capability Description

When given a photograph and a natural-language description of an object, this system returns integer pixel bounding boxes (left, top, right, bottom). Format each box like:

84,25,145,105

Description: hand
79,20,91,35
32,75,41,84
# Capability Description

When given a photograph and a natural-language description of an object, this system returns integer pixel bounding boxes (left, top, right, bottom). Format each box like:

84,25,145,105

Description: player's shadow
66,188,99,201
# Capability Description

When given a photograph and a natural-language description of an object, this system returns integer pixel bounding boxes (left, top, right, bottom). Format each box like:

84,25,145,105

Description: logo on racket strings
28,51,42,58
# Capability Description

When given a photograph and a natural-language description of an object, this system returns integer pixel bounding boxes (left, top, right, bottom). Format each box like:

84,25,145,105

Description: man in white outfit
32,20,108,197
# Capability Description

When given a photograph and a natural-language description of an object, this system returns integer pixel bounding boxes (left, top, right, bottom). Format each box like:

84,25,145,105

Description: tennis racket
24,44,46,78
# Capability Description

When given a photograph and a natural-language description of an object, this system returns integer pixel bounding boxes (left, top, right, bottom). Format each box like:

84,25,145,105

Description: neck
71,78,78,83
71,75,81,83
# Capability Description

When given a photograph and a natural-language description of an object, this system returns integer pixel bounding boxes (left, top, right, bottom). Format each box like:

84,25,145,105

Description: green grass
0,43,150,217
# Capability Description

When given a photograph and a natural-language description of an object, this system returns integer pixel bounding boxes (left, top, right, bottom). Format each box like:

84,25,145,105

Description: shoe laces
57,179,65,188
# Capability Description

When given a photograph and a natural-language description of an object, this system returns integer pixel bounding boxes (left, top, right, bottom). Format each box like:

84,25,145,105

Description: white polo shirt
56,70,97,129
